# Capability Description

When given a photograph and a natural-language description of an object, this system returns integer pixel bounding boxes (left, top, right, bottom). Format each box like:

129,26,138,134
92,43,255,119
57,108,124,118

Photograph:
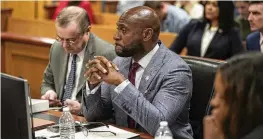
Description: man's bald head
120,6,161,41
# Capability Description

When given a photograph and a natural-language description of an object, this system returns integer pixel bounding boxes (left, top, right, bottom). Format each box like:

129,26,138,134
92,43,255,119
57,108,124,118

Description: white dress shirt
45,46,86,100
66,47,86,100
201,24,218,57
260,32,263,53
86,44,159,95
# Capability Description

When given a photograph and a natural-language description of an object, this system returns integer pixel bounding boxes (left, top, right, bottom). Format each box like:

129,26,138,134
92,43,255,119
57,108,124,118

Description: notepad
35,125,139,139
31,99,49,113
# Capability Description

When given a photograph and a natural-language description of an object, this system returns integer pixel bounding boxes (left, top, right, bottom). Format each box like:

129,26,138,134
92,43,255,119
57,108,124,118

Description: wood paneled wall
1,1,102,20
1,32,54,98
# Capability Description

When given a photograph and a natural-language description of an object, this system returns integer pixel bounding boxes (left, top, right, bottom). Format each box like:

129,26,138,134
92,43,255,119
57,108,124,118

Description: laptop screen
1,73,33,139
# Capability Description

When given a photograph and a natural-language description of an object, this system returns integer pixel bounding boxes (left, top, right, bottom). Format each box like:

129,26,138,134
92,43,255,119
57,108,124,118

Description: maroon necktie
127,62,140,128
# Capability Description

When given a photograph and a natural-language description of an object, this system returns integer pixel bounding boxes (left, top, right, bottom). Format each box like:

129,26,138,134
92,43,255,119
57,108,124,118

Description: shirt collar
260,32,263,45
70,46,86,61
132,44,159,69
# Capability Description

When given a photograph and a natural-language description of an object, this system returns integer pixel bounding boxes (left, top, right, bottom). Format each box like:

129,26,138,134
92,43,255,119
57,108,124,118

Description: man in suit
40,6,116,114
247,1,263,52
144,1,190,34
83,6,193,139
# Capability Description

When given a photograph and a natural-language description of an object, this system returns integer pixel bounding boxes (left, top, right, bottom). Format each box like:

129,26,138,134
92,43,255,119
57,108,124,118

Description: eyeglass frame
78,122,117,136
46,121,116,136
55,33,84,46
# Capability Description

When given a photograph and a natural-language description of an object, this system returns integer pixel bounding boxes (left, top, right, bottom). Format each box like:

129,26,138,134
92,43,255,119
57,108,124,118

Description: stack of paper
31,99,49,113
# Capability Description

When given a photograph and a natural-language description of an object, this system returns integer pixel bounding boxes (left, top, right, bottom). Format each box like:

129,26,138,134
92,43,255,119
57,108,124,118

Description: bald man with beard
82,6,193,139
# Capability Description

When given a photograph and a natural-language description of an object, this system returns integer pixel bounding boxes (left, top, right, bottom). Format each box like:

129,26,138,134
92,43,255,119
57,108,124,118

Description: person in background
204,52,263,139
235,1,251,41
83,6,193,139
170,0,244,60
52,1,95,24
144,1,190,34
177,1,204,19
246,1,263,52
41,6,116,114
116,0,145,15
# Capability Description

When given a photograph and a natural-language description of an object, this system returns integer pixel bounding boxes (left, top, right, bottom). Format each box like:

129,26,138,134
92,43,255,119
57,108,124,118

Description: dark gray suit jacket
41,33,116,102
82,44,193,139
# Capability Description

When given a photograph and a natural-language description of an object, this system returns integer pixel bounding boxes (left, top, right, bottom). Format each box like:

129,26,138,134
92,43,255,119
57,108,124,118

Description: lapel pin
145,76,150,81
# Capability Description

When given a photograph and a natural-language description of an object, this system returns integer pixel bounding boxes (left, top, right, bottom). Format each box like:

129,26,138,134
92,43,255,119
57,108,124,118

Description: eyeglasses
47,121,116,137
55,35,82,46
77,122,117,137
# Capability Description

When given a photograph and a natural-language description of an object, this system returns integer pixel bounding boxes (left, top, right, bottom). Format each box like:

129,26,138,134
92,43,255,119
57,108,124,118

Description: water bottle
154,121,173,139
59,107,75,139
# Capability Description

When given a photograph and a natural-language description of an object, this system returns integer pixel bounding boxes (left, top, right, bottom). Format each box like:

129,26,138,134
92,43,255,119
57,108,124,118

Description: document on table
35,125,139,139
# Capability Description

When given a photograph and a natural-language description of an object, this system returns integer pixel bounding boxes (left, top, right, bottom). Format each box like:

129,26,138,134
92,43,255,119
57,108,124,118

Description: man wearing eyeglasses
40,6,116,114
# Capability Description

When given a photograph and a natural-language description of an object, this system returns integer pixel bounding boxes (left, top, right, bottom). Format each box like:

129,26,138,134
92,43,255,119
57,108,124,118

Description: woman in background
170,0,244,60
204,52,263,139
53,1,95,24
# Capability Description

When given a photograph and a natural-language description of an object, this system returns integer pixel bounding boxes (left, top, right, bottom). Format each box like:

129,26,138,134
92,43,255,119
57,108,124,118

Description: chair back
181,56,224,139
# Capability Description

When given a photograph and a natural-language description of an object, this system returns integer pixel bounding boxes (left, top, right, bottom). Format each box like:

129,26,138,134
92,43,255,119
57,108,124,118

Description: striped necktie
63,54,77,101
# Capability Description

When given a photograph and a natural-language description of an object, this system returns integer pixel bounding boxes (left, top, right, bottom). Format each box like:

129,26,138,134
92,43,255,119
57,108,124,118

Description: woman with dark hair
204,52,263,139
170,0,245,60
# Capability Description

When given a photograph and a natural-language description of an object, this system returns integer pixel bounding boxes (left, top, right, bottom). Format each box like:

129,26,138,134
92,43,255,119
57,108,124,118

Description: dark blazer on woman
170,20,245,60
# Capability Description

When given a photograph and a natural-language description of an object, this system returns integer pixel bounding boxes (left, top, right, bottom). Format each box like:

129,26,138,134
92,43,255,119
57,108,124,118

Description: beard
115,41,144,57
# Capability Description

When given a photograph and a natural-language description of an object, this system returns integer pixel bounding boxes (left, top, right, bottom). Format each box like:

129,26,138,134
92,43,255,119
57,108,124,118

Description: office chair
181,56,225,139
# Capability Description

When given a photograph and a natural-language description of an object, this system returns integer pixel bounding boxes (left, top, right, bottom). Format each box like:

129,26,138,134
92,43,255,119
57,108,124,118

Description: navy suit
246,31,261,51
170,20,245,60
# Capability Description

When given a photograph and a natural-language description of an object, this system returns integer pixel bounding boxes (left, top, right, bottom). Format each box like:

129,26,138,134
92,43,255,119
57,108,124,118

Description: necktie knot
72,54,77,61
130,62,140,71
128,62,140,86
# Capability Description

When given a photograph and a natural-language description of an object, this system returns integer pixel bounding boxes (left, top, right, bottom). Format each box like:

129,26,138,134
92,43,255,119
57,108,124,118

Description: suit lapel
58,51,69,99
119,57,132,79
76,33,96,94
138,45,165,93
194,23,206,56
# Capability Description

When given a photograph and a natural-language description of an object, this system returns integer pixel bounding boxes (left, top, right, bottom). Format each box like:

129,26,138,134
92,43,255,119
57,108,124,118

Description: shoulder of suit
186,19,205,29
247,31,260,40
51,41,63,53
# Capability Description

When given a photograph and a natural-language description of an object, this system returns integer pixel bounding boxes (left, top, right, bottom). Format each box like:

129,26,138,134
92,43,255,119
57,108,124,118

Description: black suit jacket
170,20,245,60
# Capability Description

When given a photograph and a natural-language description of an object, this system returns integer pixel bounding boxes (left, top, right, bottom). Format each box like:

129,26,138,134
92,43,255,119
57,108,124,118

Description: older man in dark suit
83,6,193,139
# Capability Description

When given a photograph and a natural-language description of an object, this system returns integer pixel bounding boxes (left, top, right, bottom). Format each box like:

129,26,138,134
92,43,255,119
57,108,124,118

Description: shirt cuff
86,82,101,96
114,79,130,94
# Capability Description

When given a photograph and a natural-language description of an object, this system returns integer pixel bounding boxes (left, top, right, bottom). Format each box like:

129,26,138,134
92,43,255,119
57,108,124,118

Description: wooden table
33,110,153,139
